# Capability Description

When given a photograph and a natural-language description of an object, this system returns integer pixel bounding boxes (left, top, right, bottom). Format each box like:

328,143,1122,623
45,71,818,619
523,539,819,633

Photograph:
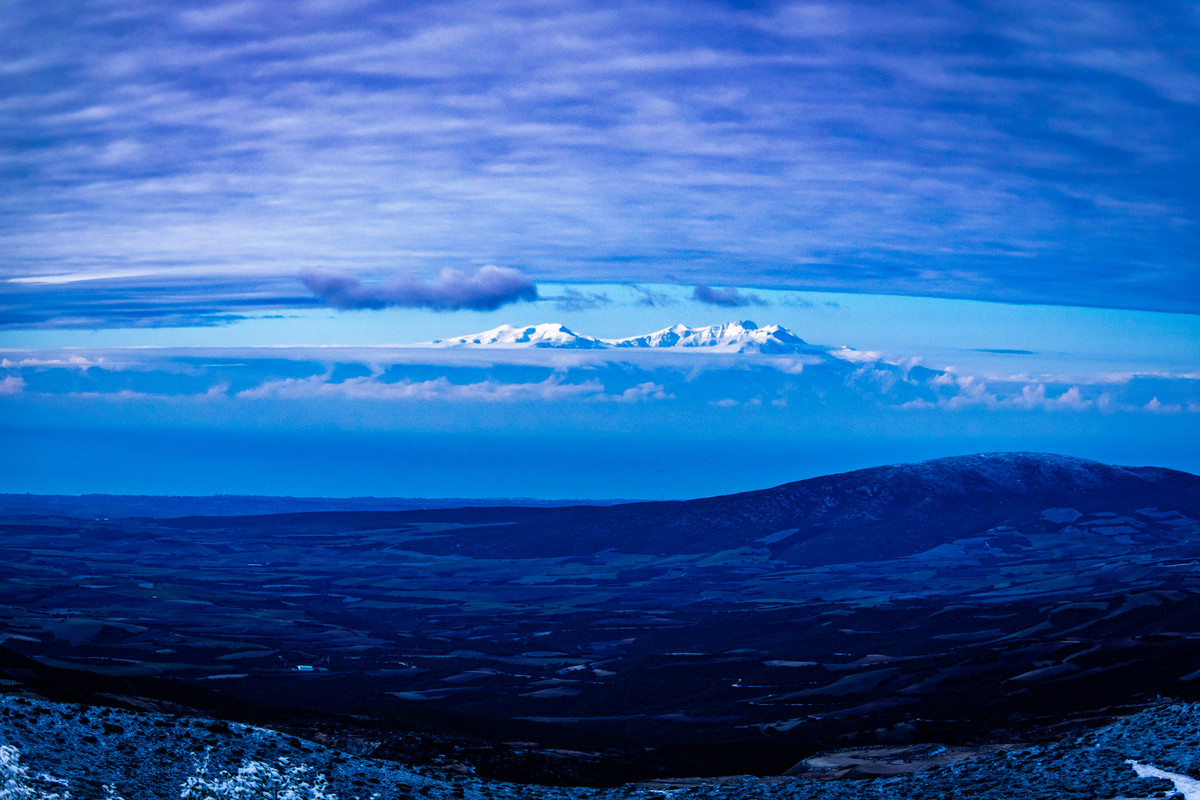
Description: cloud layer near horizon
3,343,1197,416
2,0,1199,326
5,341,1198,496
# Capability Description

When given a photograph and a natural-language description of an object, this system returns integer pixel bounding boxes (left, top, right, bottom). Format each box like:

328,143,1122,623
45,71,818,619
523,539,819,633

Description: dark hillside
154,453,1200,563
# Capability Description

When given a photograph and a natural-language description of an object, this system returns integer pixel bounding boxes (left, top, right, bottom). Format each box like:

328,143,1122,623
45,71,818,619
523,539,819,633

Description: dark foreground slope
1,453,1199,782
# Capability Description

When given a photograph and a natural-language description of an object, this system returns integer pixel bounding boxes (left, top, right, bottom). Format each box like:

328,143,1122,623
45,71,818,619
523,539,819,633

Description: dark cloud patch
299,266,538,312
630,285,675,308
692,285,767,308
547,288,612,312
780,294,814,308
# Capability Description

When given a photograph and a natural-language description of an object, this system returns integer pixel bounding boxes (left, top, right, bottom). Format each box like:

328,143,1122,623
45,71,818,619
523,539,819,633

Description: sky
2,1,1198,499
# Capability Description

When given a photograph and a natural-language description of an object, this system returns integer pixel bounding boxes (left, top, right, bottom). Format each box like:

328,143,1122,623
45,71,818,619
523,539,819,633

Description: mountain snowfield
430,322,608,349
429,320,833,356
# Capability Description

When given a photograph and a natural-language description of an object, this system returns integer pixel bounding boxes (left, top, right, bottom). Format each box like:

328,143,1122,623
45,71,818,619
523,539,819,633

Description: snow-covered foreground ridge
428,321,827,354
0,743,344,800
8,695,1200,799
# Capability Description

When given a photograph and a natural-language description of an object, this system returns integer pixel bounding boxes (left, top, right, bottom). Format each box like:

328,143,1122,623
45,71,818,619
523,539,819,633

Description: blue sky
2,1,1198,498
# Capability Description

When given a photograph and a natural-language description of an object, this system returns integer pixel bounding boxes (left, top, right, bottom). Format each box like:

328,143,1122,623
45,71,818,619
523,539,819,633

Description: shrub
0,743,383,800
180,751,339,800
0,744,72,800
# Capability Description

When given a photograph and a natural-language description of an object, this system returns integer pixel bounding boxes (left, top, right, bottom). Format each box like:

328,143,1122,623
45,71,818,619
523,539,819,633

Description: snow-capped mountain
430,320,820,354
431,323,607,349
607,320,818,354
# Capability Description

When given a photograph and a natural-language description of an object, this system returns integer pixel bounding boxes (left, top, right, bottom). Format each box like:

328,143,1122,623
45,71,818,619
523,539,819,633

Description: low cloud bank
300,266,537,311
237,375,603,402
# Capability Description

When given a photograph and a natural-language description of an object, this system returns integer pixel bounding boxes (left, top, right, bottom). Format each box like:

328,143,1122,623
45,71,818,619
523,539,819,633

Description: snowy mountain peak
606,320,815,353
429,321,819,354
431,323,606,349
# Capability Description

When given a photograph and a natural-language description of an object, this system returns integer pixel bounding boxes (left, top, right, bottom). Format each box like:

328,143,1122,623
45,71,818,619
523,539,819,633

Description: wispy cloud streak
237,374,601,402
2,0,1198,325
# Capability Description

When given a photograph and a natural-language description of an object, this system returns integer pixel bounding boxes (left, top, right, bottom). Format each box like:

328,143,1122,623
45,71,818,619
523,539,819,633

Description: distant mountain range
429,320,831,355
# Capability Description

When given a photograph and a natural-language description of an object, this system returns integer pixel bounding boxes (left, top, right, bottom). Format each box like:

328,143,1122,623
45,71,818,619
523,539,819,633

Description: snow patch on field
1128,760,1200,799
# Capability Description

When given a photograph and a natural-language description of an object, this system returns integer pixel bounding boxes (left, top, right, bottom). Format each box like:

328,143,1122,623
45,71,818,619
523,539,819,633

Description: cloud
629,285,675,307
610,382,673,403
1052,386,1091,411
692,285,767,308
2,0,1198,323
918,374,1100,412
299,265,537,312
7,339,1199,419
2,356,103,370
0,376,25,395
1012,383,1094,411
0,273,311,329
547,288,612,312
780,294,814,308
829,347,885,364
235,373,684,404
237,374,608,402
1144,396,1184,414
